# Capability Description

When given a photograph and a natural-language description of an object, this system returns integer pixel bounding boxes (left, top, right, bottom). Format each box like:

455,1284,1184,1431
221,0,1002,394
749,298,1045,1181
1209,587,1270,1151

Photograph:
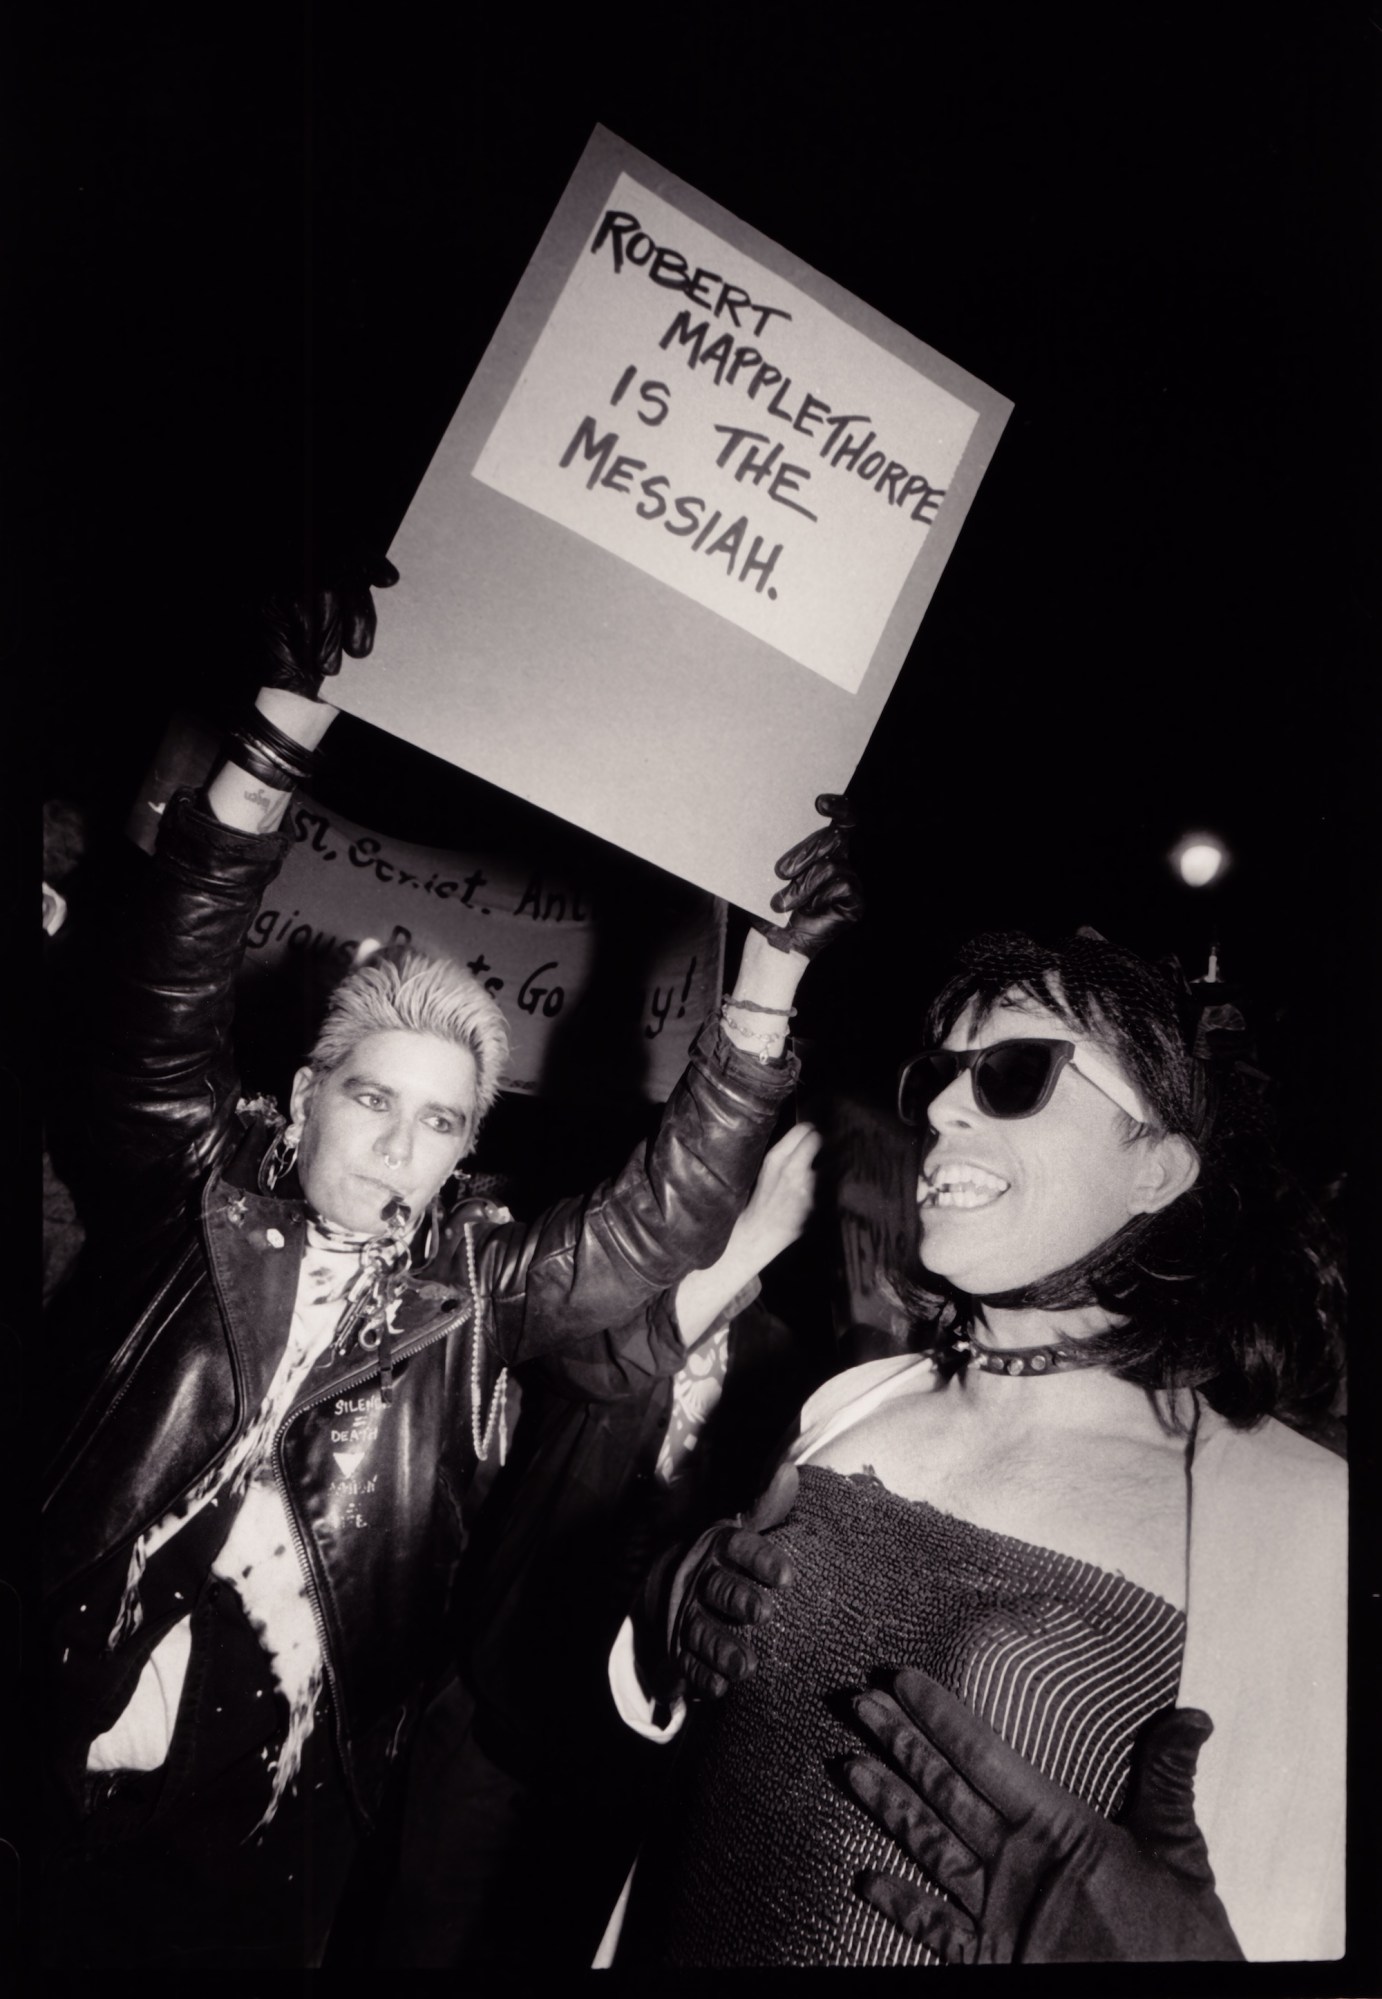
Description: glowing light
1171,834,1228,887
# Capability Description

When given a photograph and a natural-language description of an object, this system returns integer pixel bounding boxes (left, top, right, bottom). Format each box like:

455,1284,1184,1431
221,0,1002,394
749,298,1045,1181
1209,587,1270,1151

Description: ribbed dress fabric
619,1463,1185,1968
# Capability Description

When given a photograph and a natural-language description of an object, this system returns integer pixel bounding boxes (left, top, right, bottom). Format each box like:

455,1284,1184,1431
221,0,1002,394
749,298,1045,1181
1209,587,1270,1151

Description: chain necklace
464,1223,508,1462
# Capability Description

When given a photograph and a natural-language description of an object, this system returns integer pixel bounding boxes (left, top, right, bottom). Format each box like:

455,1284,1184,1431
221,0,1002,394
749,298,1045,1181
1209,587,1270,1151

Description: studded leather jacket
42,790,798,1831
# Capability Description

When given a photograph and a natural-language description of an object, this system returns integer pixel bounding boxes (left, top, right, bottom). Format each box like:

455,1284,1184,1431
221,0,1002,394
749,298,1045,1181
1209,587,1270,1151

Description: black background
26,8,1377,1152
19,4,1380,1983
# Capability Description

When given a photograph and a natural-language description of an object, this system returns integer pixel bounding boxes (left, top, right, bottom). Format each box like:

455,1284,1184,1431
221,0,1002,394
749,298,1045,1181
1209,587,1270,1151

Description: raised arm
718,795,860,1066
515,1119,825,1410
88,563,397,1212
205,565,397,832
468,801,861,1365
671,1120,822,1346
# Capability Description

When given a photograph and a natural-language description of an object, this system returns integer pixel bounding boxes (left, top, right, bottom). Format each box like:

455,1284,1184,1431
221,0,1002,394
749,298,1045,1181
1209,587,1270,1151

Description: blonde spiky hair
309,942,510,1129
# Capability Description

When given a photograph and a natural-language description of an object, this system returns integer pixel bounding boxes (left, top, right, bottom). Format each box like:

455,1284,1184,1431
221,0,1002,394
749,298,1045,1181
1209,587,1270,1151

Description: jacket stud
266,1228,285,1249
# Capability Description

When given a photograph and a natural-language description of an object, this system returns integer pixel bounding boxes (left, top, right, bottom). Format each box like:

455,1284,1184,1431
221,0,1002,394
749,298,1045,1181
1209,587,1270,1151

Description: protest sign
332,126,1013,919
472,180,980,697
129,719,724,1102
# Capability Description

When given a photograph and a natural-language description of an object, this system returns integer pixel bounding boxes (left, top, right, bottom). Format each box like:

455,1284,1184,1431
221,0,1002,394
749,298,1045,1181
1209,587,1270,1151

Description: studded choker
952,1331,1104,1377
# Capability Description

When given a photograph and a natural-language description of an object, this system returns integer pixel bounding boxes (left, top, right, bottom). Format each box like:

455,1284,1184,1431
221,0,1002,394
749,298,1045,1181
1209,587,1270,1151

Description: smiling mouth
919,1162,1011,1211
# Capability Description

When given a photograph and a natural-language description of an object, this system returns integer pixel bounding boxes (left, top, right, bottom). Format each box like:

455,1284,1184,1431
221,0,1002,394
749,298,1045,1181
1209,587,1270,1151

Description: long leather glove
751,794,863,958
632,1463,799,1706
259,553,400,699
842,1667,1243,1963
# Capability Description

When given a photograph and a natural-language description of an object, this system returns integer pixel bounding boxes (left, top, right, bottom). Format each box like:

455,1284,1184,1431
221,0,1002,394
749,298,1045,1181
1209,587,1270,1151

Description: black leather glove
259,554,401,699
751,794,863,958
842,1669,1243,1963
633,1463,798,1705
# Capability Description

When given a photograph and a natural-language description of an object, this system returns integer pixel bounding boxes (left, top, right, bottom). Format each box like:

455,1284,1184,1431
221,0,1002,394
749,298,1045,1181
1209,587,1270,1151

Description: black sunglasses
897,1039,1146,1125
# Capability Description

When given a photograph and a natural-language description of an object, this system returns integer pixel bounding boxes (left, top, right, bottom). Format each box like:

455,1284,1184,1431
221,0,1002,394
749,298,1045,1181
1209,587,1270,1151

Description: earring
259,1121,301,1194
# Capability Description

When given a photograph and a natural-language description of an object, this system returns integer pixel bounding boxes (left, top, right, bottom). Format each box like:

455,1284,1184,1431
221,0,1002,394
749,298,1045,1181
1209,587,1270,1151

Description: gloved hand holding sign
259,554,401,702
750,794,863,959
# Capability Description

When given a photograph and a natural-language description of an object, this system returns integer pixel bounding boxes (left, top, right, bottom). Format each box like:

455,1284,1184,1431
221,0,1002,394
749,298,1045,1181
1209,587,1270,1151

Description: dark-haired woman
605,932,1345,1966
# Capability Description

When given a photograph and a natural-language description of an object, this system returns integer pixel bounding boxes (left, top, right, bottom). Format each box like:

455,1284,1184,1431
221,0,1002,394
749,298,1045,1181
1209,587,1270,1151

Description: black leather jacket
42,790,797,1830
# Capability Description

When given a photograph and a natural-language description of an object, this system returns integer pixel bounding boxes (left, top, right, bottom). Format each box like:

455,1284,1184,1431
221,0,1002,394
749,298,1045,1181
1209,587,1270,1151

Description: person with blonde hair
40,561,860,1968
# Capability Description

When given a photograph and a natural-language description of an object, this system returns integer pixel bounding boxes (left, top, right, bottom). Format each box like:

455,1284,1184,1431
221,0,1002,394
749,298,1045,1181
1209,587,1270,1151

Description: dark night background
26,8,1376,1131
17,2,1381,1981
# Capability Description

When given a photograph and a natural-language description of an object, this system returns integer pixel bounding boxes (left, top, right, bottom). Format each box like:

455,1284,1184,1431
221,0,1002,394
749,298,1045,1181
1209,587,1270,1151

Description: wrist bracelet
224,706,319,794
223,735,304,793
247,708,321,781
234,722,316,784
719,999,790,1064
722,995,797,1017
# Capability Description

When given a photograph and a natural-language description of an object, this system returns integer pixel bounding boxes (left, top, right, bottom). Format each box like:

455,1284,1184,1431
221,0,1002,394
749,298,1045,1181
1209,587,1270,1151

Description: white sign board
335,127,1012,919
473,173,982,696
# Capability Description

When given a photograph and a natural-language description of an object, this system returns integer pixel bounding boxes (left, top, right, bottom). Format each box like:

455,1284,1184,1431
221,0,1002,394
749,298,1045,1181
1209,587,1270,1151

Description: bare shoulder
1196,1409,1346,1553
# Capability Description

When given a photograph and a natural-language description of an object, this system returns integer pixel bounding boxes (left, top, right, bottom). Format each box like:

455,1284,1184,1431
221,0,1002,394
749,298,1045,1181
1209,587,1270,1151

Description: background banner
130,720,724,1103
241,794,724,1099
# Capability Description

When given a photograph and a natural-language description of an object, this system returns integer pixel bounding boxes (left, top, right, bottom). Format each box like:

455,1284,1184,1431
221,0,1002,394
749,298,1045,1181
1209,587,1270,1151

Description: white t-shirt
87,1225,366,1827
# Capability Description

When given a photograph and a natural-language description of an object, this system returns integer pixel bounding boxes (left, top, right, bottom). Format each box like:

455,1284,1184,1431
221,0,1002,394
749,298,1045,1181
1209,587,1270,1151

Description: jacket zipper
269,1307,473,1823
